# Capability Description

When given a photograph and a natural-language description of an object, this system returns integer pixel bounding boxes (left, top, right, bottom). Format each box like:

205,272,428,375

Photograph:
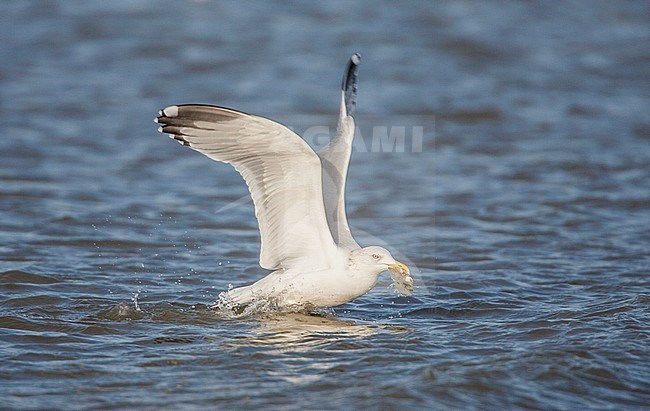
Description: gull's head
350,246,408,275
349,246,413,296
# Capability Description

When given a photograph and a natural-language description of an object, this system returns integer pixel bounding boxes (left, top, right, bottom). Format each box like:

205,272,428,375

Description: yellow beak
388,261,410,275
387,260,413,296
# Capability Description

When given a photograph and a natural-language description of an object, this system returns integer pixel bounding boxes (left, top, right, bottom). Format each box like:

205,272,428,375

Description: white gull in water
155,54,412,309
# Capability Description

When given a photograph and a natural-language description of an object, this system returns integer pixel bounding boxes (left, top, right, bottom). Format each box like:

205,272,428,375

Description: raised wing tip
342,53,361,115
342,53,361,91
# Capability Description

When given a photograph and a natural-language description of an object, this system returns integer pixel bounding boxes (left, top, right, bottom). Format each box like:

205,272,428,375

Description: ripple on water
0,270,60,285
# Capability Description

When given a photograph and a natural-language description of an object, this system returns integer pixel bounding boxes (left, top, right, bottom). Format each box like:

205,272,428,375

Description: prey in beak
387,261,413,296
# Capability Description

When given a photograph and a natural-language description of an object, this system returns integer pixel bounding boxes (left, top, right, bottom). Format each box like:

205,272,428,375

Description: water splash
97,302,145,321
132,290,142,312
209,285,323,319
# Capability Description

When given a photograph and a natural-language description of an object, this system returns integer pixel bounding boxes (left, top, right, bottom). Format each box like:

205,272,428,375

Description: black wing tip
342,53,361,91
342,53,361,115
154,104,253,123
154,105,178,126
155,108,191,146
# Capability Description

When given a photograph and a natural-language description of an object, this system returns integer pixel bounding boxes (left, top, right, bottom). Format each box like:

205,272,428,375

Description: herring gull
155,54,412,309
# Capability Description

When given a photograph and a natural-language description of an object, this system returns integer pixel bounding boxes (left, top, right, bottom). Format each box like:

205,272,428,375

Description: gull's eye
372,254,381,260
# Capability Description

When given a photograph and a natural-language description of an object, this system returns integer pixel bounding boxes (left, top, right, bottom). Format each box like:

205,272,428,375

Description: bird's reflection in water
232,311,378,350
225,311,383,385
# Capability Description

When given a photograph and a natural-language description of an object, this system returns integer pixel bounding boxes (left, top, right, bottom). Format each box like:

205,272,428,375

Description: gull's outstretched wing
319,53,361,249
156,105,337,271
